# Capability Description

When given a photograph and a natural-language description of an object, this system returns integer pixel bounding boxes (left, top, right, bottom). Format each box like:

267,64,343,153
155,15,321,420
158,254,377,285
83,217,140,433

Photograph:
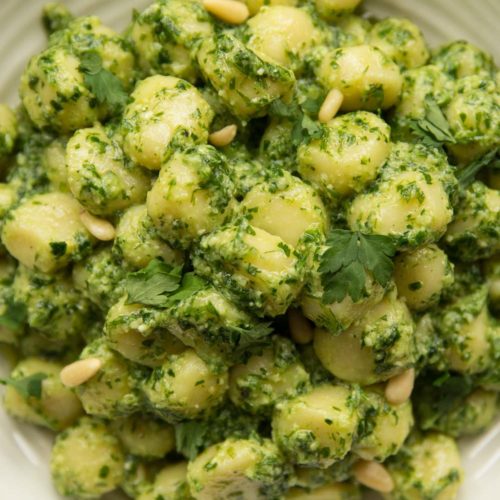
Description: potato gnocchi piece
229,336,310,415
245,6,322,74
445,75,500,165
314,0,362,22
105,297,186,367
130,0,214,82
12,265,94,345
122,75,213,170
431,40,496,79
392,64,453,122
384,433,463,500
369,18,429,69
394,244,454,311
114,205,183,269
259,118,297,171
163,284,272,366
272,384,361,468
137,462,191,500
316,45,403,111
240,171,328,246
66,125,151,216
20,16,134,133
142,348,228,423
197,32,295,120
347,142,457,249
336,15,371,47
314,289,416,385
445,181,500,261
434,286,493,375
72,246,129,312
74,338,141,418
42,138,69,192
298,111,391,203
1,192,94,273
147,145,235,248
187,438,290,500
193,222,303,317
353,387,413,462
416,384,498,438
51,417,125,499
112,414,176,459
3,357,83,431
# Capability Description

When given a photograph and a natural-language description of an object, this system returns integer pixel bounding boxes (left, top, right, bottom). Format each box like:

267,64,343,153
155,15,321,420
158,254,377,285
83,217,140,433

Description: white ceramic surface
0,1,498,499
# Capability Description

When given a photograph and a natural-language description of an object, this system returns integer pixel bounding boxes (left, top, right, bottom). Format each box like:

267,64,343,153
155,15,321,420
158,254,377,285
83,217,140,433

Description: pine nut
385,368,415,405
203,0,249,24
209,124,238,147
353,460,394,493
318,89,344,124
60,358,102,388
80,211,116,241
288,308,314,344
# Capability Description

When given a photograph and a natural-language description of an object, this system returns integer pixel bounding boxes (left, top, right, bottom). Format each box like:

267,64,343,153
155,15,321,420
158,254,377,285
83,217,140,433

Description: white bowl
0,1,498,498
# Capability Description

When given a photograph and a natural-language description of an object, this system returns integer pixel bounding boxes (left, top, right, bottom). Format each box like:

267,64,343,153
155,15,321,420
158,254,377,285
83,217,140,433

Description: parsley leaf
414,371,474,428
175,405,262,459
319,230,397,303
165,273,207,304
0,300,27,332
125,260,206,307
270,99,323,147
269,99,296,119
80,51,129,111
125,259,183,306
230,322,273,356
456,147,498,188
0,373,47,399
175,421,208,459
408,97,456,147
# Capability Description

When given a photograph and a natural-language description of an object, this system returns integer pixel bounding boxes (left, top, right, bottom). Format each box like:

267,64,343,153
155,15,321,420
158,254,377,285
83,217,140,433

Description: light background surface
0,1,498,499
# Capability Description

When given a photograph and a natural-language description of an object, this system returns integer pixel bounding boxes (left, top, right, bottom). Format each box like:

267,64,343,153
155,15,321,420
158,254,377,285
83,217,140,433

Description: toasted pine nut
203,0,249,25
318,89,344,124
80,211,116,241
288,308,314,344
353,460,394,493
209,124,238,148
60,358,102,388
385,368,415,405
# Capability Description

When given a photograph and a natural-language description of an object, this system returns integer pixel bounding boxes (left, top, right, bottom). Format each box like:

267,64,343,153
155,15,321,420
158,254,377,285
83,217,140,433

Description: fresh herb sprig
269,99,323,147
408,97,456,147
319,230,397,304
80,51,129,111
456,147,498,188
0,373,47,399
124,259,205,307
175,421,207,459
229,323,273,356
0,300,27,332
